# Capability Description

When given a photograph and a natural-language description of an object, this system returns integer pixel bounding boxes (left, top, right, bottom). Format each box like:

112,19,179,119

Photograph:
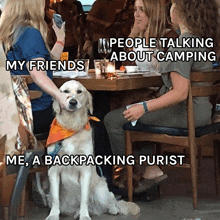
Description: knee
104,108,125,128
104,111,113,127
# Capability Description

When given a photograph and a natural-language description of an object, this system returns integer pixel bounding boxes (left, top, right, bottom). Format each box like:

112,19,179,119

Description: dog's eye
63,90,70,93
77,89,82,94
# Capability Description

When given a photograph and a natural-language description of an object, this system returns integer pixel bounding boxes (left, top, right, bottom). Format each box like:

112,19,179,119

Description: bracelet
143,101,148,113
56,41,64,47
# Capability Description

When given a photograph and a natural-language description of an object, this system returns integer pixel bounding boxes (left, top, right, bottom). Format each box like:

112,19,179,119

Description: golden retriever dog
46,80,140,220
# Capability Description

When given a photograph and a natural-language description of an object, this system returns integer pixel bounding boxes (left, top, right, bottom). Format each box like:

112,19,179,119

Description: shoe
32,190,47,208
134,174,168,194
32,174,48,207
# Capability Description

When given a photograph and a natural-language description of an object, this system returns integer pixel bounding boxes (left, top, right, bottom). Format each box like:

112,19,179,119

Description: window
80,0,95,11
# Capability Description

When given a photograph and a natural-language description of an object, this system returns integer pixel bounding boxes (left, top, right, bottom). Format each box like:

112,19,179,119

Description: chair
123,70,220,210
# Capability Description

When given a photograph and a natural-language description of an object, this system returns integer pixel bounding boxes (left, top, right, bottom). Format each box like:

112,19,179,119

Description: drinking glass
98,38,112,75
98,38,112,59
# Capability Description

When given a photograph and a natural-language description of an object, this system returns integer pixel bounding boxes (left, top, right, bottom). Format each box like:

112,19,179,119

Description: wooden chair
123,70,220,210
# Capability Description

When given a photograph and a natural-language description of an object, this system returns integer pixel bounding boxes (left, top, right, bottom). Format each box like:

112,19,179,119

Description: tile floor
9,157,220,220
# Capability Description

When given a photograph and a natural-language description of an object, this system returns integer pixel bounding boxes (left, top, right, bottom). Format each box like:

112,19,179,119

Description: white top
133,44,159,73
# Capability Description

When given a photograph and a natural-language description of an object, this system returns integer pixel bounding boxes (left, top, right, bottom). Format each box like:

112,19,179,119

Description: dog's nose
69,99,77,108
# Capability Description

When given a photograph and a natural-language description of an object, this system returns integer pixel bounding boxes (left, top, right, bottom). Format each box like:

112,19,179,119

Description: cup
61,52,69,62
75,59,90,77
94,59,102,77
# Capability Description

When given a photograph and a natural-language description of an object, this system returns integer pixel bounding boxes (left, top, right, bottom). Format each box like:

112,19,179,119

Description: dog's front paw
79,216,91,220
45,215,59,220
74,211,80,219
109,206,118,215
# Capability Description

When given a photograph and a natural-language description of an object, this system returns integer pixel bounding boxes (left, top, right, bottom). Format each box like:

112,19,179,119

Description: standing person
86,0,128,63
104,0,219,193
56,0,84,60
45,0,57,49
0,0,70,134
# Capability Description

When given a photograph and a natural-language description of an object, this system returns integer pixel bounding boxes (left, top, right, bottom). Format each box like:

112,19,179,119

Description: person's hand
55,92,72,111
123,104,145,121
52,19,65,42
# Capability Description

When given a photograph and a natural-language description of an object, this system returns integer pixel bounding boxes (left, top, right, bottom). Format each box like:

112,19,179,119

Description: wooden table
53,71,163,91
53,71,163,115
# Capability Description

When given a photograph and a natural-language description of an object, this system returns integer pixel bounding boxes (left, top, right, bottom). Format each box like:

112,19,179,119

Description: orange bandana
46,116,100,147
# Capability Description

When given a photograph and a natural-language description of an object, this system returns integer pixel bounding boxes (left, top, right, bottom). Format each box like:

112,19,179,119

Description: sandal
134,174,168,194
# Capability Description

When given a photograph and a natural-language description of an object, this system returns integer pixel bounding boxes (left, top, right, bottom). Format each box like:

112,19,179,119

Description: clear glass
75,59,90,77
98,38,112,59
98,38,112,75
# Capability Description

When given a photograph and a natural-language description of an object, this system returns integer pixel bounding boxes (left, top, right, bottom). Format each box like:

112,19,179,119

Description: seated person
55,0,84,60
104,0,219,193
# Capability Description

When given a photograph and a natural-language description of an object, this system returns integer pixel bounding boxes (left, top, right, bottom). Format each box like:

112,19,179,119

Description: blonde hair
0,0,48,53
130,0,167,40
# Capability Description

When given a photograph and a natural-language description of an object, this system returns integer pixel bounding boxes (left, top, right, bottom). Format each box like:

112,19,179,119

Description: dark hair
173,0,219,50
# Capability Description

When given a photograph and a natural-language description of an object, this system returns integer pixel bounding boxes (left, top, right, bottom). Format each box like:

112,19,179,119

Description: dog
45,80,140,220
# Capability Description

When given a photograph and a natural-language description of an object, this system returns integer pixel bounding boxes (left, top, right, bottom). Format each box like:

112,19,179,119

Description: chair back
187,70,220,161
190,70,220,97
188,70,220,128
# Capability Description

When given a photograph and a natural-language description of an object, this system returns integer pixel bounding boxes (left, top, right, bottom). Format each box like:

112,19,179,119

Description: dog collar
46,116,100,147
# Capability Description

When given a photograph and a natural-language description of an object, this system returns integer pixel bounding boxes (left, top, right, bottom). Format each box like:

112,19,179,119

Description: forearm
51,20,65,60
147,71,189,112
30,70,60,99
27,59,60,99
51,40,64,60
124,72,190,121
146,89,187,112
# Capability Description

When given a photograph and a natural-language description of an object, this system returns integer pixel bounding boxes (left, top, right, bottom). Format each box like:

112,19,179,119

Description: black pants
91,120,113,187
32,103,54,135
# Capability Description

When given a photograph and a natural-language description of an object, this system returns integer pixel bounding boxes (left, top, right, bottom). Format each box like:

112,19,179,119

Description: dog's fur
46,80,140,220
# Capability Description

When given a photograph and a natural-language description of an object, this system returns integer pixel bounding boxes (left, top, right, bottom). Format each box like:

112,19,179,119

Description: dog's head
53,80,93,115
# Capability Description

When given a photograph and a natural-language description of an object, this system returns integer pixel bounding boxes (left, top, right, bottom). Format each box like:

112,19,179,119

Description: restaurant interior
1,0,220,220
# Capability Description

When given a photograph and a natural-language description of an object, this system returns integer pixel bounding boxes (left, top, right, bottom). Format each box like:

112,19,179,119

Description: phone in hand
53,14,64,29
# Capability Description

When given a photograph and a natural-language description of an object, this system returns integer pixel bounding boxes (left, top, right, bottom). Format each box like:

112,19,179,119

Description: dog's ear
53,99,61,115
86,91,93,115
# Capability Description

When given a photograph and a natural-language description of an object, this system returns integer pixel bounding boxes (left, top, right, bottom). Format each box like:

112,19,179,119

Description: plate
53,71,78,78
125,66,139,73
117,72,143,76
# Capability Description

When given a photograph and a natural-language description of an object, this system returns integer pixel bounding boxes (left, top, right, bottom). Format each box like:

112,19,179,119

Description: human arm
123,72,190,121
50,19,65,60
26,58,70,110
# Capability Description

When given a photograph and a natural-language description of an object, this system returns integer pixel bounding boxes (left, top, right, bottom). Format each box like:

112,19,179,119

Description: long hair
0,0,48,53
129,0,167,40
173,0,219,51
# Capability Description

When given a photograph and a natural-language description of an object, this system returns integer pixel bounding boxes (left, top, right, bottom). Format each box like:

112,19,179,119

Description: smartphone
53,14,64,29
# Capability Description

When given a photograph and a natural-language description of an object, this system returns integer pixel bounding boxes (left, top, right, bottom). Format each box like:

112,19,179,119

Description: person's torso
6,26,53,111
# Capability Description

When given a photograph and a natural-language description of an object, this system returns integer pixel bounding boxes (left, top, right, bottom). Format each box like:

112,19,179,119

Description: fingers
52,18,57,30
123,110,134,121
